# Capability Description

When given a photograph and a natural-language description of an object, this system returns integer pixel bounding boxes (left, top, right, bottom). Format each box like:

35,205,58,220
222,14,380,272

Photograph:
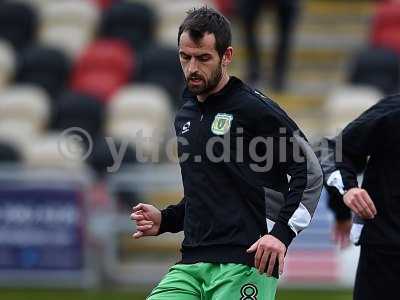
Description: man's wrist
269,221,295,249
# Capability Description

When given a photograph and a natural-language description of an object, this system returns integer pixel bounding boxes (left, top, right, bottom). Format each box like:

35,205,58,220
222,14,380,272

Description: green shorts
147,262,278,300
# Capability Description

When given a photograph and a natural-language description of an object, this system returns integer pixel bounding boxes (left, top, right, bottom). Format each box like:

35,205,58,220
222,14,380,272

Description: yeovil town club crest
211,113,233,135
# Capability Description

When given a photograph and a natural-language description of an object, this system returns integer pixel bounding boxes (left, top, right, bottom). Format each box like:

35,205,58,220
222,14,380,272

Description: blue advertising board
0,186,84,272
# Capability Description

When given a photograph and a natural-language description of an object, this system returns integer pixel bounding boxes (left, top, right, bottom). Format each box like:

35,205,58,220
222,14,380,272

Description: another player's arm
131,197,186,238
323,100,393,219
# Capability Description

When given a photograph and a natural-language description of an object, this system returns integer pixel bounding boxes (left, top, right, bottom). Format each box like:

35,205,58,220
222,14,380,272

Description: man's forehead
179,31,217,53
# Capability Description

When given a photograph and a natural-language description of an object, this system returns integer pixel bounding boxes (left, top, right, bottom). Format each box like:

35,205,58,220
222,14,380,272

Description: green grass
0,288,352,300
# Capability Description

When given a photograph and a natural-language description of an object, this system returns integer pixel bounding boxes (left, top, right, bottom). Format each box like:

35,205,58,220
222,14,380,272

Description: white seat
39,0,99,58
39,25,94,58
143,0,212,46
107,119,161,159
0,39,16,90
324,85,382,136
109,84,172,129
40,0,99,28
0,120,39,151
24,133,85,169
0,84,50,132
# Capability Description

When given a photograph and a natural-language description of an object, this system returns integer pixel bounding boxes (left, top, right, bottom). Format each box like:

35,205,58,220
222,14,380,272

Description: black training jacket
317,94,400,247
159,77,323,270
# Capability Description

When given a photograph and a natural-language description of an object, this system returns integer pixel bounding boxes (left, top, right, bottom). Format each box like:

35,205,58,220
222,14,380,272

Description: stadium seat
136,44,184,108
107,119,161,159
0,39,16,90
146,0,208,47
109,84,172,129
24,133,85,169
89,0,115,10
0,140,22,162
348,47,400,95
99,1,156,50
0,1,38,51
40,26,95,60
87,135,137,177
371,1,400,55
41,0,99,26
0,120,39,150
16,46,71,98
51,91,105,139
70,39,135,102
107,84,173,159
0,84,50,132
213,0,234,16
323,85,382,136
39,0,100,58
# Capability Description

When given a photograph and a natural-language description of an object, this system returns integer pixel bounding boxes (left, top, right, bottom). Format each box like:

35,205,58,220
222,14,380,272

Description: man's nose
187,57,198,74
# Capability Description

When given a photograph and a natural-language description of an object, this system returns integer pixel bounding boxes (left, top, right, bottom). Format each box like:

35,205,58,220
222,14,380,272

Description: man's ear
222,47,233,66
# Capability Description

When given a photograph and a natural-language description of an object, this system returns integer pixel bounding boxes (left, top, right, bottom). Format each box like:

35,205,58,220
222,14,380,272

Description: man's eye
198,56,210,62
181,54,190,60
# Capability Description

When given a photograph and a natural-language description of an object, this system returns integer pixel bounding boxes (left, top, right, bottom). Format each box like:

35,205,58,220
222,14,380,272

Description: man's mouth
188,75,204,84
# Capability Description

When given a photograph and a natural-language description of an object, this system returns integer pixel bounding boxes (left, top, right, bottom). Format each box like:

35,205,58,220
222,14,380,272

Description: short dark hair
178,7,232,58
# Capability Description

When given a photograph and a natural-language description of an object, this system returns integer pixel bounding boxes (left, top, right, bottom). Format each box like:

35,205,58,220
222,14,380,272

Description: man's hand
332,219,352,249
130,203,161,239
246,235,286,276
343,188,377,219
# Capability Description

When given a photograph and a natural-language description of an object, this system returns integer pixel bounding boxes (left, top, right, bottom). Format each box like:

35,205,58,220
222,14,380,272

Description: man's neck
197,73,230,102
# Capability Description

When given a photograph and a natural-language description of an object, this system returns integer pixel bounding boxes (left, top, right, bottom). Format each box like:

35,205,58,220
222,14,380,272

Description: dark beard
187,64,222,96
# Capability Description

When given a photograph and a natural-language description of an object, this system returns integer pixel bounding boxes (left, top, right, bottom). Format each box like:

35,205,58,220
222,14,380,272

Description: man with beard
131,7,323,300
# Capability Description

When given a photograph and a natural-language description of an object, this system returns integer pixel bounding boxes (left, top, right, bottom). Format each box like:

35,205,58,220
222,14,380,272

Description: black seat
0,2,37,51
87,136,137,178
348,47,400,95
16,46,71,98
51,91,105,139
0,141,21,162
99,1,156,50
136,43,184,108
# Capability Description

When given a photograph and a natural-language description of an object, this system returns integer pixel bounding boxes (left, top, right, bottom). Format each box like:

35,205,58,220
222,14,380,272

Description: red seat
213,0,234,16
89,0,113,10
70,39,135,102
371,1,400,54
